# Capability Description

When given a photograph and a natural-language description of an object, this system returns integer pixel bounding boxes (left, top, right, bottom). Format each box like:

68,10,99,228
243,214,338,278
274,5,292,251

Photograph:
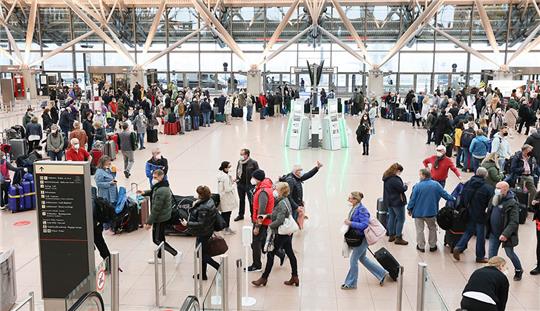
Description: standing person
176,99,186,134
518,102,534,135
341,191,389,290
201,98,212,127
368,102,378,134
469,129,491,173
482,153,505,187
461,120,477,172
491,126,511,169
524,127,540,164
117,122,136,178
433,112,452,146
25,116,42,152
425,109,437,144
224,95,233,125
531,195,540,275
460,256,509,311
41,108,53,132
0,151,24,210
382,163,409,246
280,161,323,220
258,93,267,120
94,156,118,205
407,169,455,252
422,145,462,188
217,161,238,235
234,149,259,222
355,114,371,156
46,125,65,161
138,169,181,264
133,109,148,150
252,182,299,287
180,186,220,279
454,121,465,168
509,144,536,208
145,148,168,186
68,121,88,151
246,93,254,122
486,181,523,281
82,112,95,150
452,167,494,263
410,96,422,128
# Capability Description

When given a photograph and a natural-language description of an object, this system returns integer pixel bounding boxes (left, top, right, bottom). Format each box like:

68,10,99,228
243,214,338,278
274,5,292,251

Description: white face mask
152,179,159,185
139,112,143,116
273,190,279,198
250,178,258,186
436,151,444,157
494,189,502,196
74,143,80,150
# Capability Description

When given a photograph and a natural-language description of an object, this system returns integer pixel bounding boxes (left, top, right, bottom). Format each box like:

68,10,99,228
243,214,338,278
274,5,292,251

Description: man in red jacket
422,145,462,188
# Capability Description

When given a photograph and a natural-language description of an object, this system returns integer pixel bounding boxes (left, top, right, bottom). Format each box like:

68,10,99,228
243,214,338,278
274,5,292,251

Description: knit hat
252,169,265,181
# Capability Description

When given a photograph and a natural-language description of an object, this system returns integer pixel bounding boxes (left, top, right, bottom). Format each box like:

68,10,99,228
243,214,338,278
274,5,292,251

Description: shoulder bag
364,218,387,245
343,206,364,247
278,199,299,235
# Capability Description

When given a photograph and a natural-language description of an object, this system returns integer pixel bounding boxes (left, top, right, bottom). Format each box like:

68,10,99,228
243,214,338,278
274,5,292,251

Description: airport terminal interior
2,0,540,310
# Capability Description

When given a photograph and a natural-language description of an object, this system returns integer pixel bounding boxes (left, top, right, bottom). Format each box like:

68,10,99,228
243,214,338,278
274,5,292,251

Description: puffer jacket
383,175,408,208
349,203,370,236
482,161,504,187
460,175,494,223
187,198,217,237
143,180,173,224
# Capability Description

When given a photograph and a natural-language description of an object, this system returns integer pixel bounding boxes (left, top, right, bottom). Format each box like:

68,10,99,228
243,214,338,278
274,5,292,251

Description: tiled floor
2,113,540,311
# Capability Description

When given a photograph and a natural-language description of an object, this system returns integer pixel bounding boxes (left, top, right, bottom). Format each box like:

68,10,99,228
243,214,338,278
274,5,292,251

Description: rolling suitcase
140,197,150,226
184,115,192,132
369,247,400,281
216,113,226,123
376,198,388,231
9,139,27,160
8,184,23,212
147,128,158,143
164,122,178,135
108,133,119,153
103,140,117,160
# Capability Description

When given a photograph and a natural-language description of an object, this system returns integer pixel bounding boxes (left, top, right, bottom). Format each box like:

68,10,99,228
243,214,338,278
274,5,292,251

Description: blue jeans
455,221,486,260
462,149,471,170
137,133,145,149
202,112,211,126
488,235,522,271
472,157,484,174
344,238,387,287
456,147,463,167
193,116,200,128
247,105,253,121
47,150,64,161
387,206,405,236
370,118,376,134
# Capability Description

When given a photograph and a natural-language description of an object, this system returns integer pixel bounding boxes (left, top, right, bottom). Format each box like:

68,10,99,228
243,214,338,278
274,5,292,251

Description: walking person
217,161,238,234
133,109,148,150
252,182,299,287
246,93,254,121
509,144,537,208
422,145,462,188
382,163,409,245
117,122,136,178
407,169,455,252
486,181,524,281
234,149,259,221
368,102,378,134
341,191,389,289
138,169,181,264
356,114,371,156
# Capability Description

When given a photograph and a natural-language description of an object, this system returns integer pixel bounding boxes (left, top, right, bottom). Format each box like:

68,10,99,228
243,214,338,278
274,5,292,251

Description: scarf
237,158,249,179
434,155,445,169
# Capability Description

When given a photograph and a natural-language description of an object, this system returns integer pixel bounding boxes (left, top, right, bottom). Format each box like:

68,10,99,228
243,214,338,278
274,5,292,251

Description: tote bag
364,218,387,245
278,200,299,235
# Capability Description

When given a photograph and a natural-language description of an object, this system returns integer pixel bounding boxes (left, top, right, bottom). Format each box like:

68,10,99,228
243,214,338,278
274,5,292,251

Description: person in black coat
508,145,536,200
181,186,219,280
433,113,452,146
200,98,212,127
91,187,111,260
41,108,54,132
518,102,535,135
280,161,323,220
356,114,371,155
50,102,59,124
460,256,509,311
452,168,494,262
83,112,95,150
382,163,409,245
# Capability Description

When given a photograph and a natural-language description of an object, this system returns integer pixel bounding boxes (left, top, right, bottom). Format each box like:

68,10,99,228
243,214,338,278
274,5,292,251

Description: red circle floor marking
13,220,31,226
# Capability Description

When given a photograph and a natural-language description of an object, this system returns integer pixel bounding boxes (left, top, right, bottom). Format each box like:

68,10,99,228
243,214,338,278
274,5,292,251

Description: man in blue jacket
408,168,455,252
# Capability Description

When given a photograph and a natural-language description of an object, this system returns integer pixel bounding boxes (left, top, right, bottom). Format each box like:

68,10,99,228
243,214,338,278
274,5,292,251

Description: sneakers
0,205,6,211
147,258,162,264
530,266,540,275
513,270,523,281
124,171,131,178
234,215,244,222
245,265,262,272
340,284,356,290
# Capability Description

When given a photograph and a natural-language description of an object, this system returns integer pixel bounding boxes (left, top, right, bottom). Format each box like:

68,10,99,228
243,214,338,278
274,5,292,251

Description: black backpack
94,197,116,223
460,128,475,148
436,206,454,230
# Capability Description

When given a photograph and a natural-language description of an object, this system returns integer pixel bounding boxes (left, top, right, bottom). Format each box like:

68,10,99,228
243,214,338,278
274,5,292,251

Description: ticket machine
322,99,343,150
285,99,310,150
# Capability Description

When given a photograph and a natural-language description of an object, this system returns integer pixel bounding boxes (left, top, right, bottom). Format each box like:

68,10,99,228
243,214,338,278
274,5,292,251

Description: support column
368,69,384,100
493,70,514,80
21,67,38,101
130,67,146,90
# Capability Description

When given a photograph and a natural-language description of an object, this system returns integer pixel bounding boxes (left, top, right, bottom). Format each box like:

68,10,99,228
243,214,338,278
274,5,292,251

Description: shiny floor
1,113,540,311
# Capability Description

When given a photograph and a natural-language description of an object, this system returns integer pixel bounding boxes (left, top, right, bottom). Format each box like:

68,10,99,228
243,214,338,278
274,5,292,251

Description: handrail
11,292,35,311
154,241,167,307
67,291,105,311
180,295,200,311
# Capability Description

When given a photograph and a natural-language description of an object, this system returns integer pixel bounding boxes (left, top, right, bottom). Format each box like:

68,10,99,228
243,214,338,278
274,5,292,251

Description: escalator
67,291,105,311
180,295,201,311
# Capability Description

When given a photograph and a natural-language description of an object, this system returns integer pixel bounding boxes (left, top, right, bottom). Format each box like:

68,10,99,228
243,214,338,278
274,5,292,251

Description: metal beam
260,25,312,66
474,0,500,53
191,0,246,61
142,0,166,54
304,0,318,24
378,0,443,68
261,0,300,57
318,25,372,66
29,32,95,66
142,26,204,67
4,0,18,22
430,25,500,67
24,0,38,64
315,0,325,21
507,21,540,64
107,0,118,20
330,0,370,61
0,17,24,64
533,0,540,15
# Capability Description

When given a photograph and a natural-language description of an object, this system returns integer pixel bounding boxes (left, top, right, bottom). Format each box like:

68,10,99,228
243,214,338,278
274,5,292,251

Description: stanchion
236,259,243,311
417,262,427,311
110,252,120,311
241,226,256,306
396,266,404,311
154,242,166,307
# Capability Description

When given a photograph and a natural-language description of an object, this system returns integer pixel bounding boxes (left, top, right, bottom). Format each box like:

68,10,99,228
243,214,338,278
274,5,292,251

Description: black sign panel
35,163,93,299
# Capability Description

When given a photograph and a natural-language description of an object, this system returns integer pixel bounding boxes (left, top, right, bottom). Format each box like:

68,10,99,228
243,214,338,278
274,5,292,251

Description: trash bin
0,249,16,311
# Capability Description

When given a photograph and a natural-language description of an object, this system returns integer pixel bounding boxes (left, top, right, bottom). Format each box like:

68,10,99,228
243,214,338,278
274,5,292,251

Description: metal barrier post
154,242,165,307
396,266,404,311
193,243,203,299
417,263,427,311
221,256,229,311
11,292,35,311
236,259,242,311
162,245,167,297
111,252,120,311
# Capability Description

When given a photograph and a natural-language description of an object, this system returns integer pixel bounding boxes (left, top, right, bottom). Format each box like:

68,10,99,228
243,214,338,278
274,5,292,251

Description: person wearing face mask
509,144,537,208
280,161,323,221
68,121,88,150
422,145,462,189
382,163,409,246
355,113,371,155
252,182,299,287
469,129,491,173
460,256,509,311
46,124,65,161
407,169,455,253
234,148,259,222
217,161,238,234
486,181,523,281
82,112,95,150
138,169,181,265
145,149,169,186
133,109,148,150
66,138,92,162
94,108,107,129
491,126,511,169
341,191,389,289
94,156,118,205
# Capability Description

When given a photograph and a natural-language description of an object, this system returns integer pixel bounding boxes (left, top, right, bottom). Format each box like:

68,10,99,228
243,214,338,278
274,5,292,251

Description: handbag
205,235,228,257
344,227,363,247
278,200,299,235
364,218,387,245
214,212,227,232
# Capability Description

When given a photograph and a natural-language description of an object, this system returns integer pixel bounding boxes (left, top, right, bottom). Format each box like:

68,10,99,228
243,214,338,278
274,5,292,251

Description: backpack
460,128,475,148
94,196,116,223
436,206,455,230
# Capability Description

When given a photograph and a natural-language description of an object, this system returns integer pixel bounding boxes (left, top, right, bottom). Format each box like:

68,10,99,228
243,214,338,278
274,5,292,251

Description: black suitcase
444,230,464,252
519,203,528,224
304,103,310,114
380,107,388,119
376,198,388,231
369,247,400,281
147,128,158,143
232,107,243,118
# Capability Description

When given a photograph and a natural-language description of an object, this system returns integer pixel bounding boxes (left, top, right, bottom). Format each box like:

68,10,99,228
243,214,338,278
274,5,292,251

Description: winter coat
142,180,173,224
42,112,53,131
407,178,454,218
460,175,494,224
486,192,520,248
94,168,118,204
524,132,540,163
282,167,319,211
224,98,233,115
217,170,238,213
69,129,88,149
26,122,42,140
133,114,148,134
268,197,292,231
383,175,408,208
94,127,107,143
491,133,511,160
46,132,64,152
504,108,518,129
349,203,370,236
201,100,212,113
481,161,504,187
236,158,259,186
469,135,490,158
187,198,217,237
509,151,536,178
423,155,461,182
145,157,169,185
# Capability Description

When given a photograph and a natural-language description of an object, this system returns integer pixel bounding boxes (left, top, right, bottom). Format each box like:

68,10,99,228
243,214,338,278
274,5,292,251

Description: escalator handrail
180,295,200,311
67,291,105,311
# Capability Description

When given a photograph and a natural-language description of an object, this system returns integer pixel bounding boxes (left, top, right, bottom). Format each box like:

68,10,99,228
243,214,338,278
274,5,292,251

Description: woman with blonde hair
481,152,504,187
252,182,299,287
460,256,509,311
382,163,409,245
341,191,388,289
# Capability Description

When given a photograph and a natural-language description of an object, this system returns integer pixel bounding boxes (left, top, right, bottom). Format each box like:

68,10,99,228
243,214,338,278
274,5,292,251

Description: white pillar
129,67,146,90
20,66,38,100
493,70,514,80
368,69,384,100
247,65,262,95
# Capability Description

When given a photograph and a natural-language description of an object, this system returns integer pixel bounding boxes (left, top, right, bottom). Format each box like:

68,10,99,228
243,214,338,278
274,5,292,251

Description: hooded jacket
486,191,520,248
382,175,408,208
481,161,504,187
142,180,172,224
460,175,494,223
